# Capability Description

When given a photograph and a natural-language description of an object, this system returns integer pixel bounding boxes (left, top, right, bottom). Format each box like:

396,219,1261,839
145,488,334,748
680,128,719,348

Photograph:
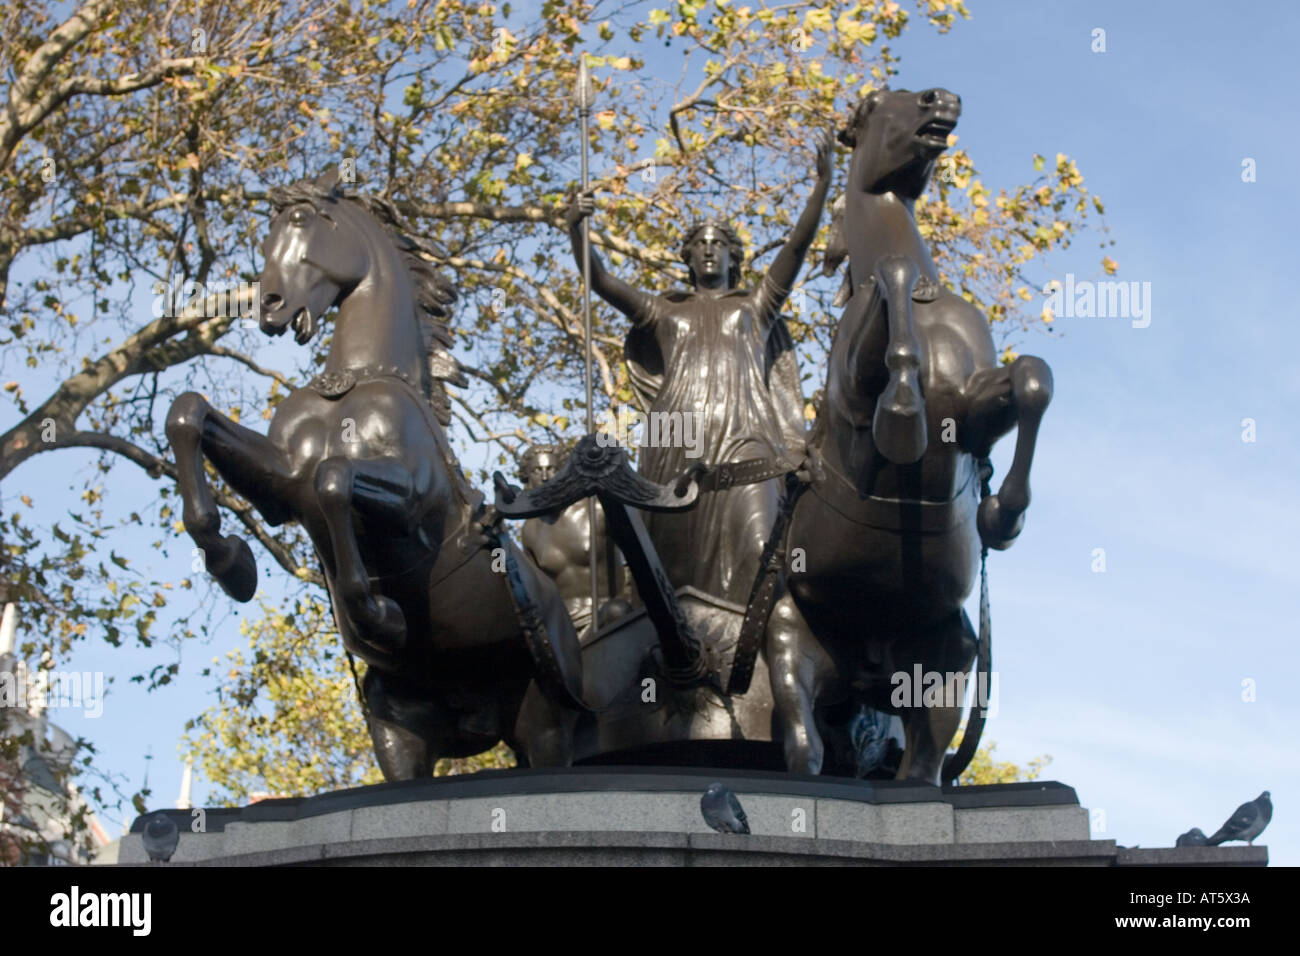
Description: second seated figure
517,443,629,635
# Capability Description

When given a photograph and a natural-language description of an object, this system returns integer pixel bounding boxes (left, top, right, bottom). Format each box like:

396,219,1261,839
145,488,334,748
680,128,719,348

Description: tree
1,0,1104,816
958,739,1051,786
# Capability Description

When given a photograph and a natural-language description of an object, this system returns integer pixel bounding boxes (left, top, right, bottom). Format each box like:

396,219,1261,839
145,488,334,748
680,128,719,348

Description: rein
940,456,994,785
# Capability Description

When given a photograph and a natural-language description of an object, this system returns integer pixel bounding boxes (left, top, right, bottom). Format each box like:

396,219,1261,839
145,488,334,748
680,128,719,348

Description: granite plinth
110,768,1268,867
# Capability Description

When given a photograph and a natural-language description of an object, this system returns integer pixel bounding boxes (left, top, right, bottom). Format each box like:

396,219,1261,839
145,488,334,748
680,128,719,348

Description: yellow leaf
1101,256,1118,275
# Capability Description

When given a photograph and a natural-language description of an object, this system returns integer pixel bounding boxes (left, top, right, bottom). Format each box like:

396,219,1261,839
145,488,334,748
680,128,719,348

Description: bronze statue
564,133,833,606
165,168,584,779
517,443,629,633
764,88,1053,783
158,87,1052,784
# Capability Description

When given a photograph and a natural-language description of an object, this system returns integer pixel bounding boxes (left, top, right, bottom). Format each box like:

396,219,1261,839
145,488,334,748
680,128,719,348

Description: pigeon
141,812,180,863
1175,827,1208,847
1207,791,1272,846
700,783,750,835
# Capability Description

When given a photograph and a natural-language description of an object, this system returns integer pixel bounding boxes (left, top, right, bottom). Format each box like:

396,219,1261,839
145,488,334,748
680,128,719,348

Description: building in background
0,603,110,865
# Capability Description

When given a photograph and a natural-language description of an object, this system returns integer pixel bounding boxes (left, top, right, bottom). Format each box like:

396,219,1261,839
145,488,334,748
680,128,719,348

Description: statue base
108,768,1267,867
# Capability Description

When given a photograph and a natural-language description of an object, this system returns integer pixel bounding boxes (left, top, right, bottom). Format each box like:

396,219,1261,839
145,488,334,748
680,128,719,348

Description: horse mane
267,180,467,426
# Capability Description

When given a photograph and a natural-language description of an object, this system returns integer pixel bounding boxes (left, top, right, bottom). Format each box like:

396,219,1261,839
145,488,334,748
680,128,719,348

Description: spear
576,55,601,631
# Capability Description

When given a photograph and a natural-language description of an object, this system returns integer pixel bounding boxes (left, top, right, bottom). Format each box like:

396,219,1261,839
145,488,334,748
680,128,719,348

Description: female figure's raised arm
757,130,835,318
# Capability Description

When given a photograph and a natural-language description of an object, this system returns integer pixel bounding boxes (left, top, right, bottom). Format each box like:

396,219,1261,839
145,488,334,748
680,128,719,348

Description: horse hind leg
972,355,1053,550
362,668,439,780
513,680,577,768
894,610,977,784
871,255,928,465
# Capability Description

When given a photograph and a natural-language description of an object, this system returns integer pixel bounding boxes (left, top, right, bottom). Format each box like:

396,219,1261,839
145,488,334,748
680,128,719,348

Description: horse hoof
873,373,927,464
208,535,258,603
872,404,927,465
977,495,1024,550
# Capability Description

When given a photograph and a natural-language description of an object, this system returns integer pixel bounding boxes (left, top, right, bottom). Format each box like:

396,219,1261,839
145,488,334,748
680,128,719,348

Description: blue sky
3,0,1296,862
880,0,1300,860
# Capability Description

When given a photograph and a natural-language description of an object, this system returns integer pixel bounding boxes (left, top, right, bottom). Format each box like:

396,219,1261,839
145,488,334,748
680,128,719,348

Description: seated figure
517,444,630,634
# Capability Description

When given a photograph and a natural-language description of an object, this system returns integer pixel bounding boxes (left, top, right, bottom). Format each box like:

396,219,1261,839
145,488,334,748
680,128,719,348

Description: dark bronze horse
766,89,1053,783
165,168,584,779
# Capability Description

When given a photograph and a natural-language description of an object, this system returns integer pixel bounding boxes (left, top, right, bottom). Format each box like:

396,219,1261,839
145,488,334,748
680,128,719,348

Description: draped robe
624,275,808,605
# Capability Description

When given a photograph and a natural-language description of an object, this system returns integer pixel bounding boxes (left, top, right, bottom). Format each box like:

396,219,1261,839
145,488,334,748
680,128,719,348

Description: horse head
259,166,369,345
839,88,961,201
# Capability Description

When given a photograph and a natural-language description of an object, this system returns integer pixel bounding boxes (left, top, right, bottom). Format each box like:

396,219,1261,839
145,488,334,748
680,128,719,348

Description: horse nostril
262,292,283,312
921,89,938,105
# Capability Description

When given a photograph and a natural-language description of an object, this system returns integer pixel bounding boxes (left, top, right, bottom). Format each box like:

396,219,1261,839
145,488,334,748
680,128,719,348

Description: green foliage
182,596,383,802
181,595,517,804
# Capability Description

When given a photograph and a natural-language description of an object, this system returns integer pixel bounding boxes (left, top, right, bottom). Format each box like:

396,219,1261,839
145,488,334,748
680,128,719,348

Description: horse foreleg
166,391,289,601
871,255,928,465
971,355,1053,550
313,457,415,653
768,594,834,775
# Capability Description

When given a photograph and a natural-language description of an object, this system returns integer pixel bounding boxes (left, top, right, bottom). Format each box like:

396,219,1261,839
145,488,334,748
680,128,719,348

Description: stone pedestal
108,768,1268,867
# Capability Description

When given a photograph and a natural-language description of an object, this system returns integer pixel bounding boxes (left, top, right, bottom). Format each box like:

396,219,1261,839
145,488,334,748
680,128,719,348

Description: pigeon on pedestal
141,812,179,863
1207,792,1271,846
701,783,750,834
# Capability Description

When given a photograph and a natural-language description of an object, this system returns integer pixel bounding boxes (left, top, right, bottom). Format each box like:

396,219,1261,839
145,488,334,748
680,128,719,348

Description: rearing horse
165,168,584,779
766,88,1053,783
